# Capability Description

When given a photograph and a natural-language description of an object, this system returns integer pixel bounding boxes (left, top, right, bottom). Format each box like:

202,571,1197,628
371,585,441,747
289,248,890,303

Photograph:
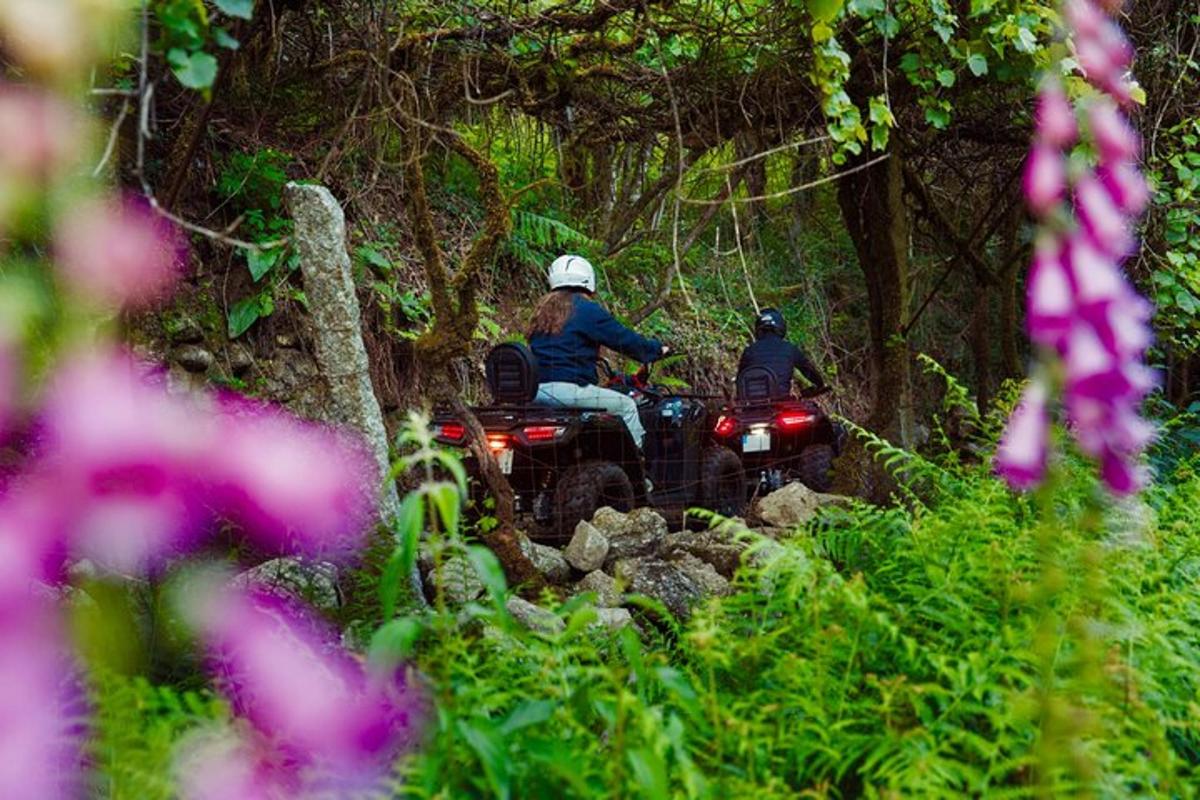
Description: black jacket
738,333,825,398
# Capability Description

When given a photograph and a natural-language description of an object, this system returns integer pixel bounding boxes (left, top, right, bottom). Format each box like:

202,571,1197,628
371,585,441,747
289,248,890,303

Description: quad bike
711,365,845,494
432,343,746,540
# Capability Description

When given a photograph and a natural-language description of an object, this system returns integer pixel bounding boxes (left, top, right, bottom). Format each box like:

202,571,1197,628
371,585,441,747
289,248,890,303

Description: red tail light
486,433,511,451
777,412,816,430
713,415,737,437
522,425,564,442
436,422,466,442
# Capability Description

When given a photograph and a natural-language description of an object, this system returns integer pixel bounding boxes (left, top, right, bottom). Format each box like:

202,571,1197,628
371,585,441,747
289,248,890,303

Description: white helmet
547,254,596,293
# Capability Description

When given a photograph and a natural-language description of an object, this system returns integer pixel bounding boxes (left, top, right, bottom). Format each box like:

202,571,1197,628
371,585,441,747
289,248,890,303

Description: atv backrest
736,365,779,403
485,342,540,404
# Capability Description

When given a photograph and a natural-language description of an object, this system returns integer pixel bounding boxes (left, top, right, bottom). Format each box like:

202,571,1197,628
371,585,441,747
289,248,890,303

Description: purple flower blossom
0,335,14,440
1035,80,1078,148
179,582,419,794
1024,143,1067,217
0,84,79,184
54,196,183,310
998,0,1155,495
35,350,213,574
175,726,294,800
995,381,1050,490
0,602,87,799
203,403,378,560
1087,100,1140,164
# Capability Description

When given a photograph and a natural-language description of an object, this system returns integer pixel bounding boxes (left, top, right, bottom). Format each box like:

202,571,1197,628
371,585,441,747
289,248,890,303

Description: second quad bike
711,365,845,493
433,343,746,539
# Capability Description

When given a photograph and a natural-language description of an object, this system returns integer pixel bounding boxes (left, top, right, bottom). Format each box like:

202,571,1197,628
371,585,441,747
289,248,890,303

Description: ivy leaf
925,106,952,129
247,247,280,282
1014,27,1037,54
213,27,240,50
967,53,988,76
898,52,921,73
167,49,218,90
808,0,845,24
848,0,884,15
936,68,956,87
227,296,263,338
214,0,255,20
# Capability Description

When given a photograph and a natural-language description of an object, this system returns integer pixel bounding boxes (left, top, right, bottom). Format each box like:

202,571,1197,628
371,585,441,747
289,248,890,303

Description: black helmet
754,307,786,339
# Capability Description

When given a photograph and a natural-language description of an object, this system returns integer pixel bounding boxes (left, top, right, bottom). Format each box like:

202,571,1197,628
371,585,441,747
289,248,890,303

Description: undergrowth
91,414,1200,798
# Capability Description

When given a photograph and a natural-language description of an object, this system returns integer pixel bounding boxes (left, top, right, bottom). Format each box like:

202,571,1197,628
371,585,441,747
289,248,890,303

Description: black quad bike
711,365,845,494
433,343,746,540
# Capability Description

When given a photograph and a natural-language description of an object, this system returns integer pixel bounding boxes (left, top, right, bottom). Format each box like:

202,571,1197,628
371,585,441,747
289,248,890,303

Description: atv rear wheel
554,461,635,540
795,444,834,493
701,446,746,519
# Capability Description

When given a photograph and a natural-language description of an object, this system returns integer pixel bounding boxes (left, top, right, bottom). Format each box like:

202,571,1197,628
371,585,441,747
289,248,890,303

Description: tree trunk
836,144,914,445
969,282,993,413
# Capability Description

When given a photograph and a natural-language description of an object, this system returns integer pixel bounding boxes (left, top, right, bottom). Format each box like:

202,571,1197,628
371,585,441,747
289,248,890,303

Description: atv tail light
435,422,466,442
486,433,511,451
713,415,737,437
522,425,565,442
777,412,816,430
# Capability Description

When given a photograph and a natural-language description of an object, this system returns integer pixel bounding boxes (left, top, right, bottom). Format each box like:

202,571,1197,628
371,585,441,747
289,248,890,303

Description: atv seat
485,343,540,405
736,365,780,404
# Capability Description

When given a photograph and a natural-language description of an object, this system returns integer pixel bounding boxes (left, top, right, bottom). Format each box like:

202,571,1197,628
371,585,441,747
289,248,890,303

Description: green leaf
355,244,391,271
1014,26,1037,54
967,52,988,76
457,721,510,800
936,68,956,87
626,748,669,800
367,617,424,667
227,296,263,338
247,247,280,282
808,0,845,23
427,482,462,537
499,700,557,736
380,492,425,619
925,106,952,129
214,0,255,20
167,49,218,90
467,546,507,605
213,27,240,50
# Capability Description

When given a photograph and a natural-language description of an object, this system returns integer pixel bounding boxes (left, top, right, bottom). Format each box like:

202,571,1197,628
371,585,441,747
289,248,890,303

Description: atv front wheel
554,461,635,540
700,446,747,519
795,444,834,493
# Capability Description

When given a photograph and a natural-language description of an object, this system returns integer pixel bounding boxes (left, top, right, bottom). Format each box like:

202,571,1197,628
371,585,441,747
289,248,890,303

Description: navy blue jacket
531,295,662,385
738,333,825,398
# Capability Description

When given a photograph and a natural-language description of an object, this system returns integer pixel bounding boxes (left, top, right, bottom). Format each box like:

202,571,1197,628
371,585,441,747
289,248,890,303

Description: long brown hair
528,289,578,337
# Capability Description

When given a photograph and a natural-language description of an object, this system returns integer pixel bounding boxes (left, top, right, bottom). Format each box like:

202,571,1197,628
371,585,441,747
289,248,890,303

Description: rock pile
421,481,851,634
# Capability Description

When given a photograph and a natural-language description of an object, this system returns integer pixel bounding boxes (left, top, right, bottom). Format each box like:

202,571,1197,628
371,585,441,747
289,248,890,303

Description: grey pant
535,382,645,448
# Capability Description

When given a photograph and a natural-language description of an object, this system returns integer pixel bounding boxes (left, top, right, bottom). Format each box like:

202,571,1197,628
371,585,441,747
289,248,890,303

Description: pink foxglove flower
995,381,1050,490
0,85,79,184
0,335,14,439
35,350,213,573
1097,161,1149,215
1035,80,1077,148
1075,173,1134,257
181,582,418,793
1026,236,1075,349
999,0,1154,495
1023,143,1067,217
175,726,295,800
204,403,377,560
1087,100,1140,164
0,603,87,800
54,195,183,310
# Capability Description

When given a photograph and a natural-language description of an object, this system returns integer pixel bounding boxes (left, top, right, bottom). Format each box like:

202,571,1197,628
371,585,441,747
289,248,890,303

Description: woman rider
528,254,667,449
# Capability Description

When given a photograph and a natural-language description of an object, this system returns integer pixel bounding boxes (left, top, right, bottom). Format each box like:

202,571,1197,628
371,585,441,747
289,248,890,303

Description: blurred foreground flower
0,603,87,800
996,0,1154,495
55,196,184,310
0,0,127,78
0,84,80,184
205,400,379,560
23,349,378,573
178,582,420,797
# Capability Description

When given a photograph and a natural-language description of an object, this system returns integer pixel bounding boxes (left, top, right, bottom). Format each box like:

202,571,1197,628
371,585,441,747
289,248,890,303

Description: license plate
495,449,514,474
743,429,771,453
